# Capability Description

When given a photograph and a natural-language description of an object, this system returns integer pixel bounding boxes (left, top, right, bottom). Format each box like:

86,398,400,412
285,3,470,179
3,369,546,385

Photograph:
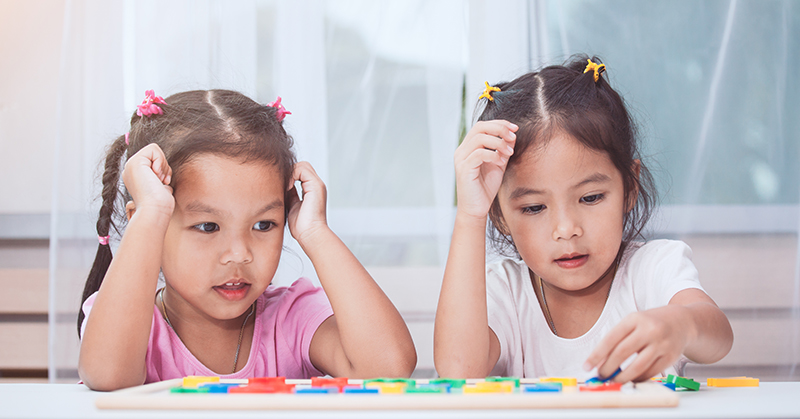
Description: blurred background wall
0,0,797,382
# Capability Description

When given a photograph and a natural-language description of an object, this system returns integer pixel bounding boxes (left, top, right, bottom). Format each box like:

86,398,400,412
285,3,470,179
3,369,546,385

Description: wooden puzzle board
95,378,679,410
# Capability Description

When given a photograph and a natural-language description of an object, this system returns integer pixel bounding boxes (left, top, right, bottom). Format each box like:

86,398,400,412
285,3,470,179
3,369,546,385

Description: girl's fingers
459,129,515,158
633,355,667,383
136,143,172,184
457,121,517,160
460,148,509,173
599,331,647,380
585,317,636,372
469,120,518,141
613,347,656,383
286,185,301,211
292,161,319,185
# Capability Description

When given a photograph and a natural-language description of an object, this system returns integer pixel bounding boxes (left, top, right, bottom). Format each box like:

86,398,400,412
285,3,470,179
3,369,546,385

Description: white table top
2,382,800,419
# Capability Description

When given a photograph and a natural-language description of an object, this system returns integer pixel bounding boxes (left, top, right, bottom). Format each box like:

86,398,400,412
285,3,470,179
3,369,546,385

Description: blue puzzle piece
199,383,241,393
296,387,338,394
588,367,622,384
522,383,563,393
343,387,379,394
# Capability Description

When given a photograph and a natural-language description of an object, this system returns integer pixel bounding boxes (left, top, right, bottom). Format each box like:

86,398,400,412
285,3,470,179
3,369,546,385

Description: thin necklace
536,260,618,337
159,287,256,374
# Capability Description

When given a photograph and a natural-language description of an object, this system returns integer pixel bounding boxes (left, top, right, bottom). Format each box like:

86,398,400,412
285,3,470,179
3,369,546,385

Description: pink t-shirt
81,278,333,382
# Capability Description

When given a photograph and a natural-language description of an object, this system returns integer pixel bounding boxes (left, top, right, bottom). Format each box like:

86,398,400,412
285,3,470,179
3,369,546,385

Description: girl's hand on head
454,120,518,220
583,305,693,383
287,161,329,244
121,143,175,217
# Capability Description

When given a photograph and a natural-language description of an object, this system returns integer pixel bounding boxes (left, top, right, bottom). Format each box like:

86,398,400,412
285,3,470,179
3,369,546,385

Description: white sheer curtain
50,0,469,380
525,0,799,380
50,0,798,381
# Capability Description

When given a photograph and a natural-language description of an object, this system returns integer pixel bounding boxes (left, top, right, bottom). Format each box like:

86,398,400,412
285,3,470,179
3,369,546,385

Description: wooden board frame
96,378,679,410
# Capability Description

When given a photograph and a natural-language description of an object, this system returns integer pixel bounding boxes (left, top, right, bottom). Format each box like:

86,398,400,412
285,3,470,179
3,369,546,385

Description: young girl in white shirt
434,56,733,383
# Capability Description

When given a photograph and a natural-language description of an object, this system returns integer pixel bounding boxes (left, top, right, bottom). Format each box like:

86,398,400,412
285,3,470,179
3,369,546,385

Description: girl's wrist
294,223,334,252
455,209,488,228
129,205,173,227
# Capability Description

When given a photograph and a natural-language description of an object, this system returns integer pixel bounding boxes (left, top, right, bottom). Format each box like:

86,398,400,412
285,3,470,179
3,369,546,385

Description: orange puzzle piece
707,377,759,387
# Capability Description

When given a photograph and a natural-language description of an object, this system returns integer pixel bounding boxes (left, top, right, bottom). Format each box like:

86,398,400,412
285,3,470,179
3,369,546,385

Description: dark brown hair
480,55,656,257
78,90,296,336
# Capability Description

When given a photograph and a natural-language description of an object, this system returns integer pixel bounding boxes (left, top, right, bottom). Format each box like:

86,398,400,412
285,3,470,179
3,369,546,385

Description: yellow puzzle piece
182,376,220,388
540,377,578,387
707,377,759,387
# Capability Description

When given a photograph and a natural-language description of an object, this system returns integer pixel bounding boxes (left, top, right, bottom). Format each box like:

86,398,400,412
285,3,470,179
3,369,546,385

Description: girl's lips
213,281,251,301
554,254,588,269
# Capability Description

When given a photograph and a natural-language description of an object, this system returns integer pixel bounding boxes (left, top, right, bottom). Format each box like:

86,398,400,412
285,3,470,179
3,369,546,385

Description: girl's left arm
585,288,733,383
287,162,417,378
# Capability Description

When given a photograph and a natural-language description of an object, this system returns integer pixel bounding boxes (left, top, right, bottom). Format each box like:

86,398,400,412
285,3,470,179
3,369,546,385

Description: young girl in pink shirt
78,90,416,391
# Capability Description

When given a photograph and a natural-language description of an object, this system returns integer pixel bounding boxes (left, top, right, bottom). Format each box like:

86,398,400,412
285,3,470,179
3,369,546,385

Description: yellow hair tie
584,59,606,82
479,81,501,101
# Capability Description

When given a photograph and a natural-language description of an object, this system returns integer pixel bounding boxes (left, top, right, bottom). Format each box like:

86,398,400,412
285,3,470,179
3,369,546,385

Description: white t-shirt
487,239,705,380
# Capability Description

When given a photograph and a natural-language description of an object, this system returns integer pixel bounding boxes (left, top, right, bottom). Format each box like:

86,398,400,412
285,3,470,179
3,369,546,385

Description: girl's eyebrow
184,199,283,216
185,201,221,215
509,173,612,200
509,187,544,201
572,173,612,189
256,199,284,215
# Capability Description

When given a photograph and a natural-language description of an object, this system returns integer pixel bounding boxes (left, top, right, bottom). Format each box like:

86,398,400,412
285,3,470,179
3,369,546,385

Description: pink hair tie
136,90,167,117
267,96,291,121
98,235,110,245
124,132,130,145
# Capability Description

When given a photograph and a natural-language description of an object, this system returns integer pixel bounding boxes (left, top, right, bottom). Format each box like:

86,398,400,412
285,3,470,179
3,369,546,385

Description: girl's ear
626,160,641,213
125,201,136,221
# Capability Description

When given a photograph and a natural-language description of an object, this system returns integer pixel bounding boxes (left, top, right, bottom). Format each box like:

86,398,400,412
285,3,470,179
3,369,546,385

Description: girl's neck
159,286,250,331
531,256,619,339
158,287,257,374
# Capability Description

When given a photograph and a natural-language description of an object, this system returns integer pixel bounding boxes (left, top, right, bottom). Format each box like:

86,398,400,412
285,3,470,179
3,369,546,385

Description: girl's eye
193,222,219,233
522,205,545,215
253,221,275,232
581,193,604,204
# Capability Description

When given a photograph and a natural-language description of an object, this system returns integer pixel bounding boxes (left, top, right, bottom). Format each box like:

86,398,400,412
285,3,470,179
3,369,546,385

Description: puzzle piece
365,382,406,394
463,381,514,394
170,386,210,393
249,377,286,386
540,377,577,387
296,387,339,394
707,377,759,387
486,376,520,388
521,383,562,393
343,387,379,394
229,383,295,394
406,385,448,394
182,376,220,388
580,382,622,392
311,377,349,387
199,383,241,393
665,375,700,391
429,378,466,389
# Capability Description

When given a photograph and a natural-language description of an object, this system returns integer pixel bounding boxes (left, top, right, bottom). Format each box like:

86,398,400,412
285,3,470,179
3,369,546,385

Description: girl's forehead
505,136,619,188
174,155,285,205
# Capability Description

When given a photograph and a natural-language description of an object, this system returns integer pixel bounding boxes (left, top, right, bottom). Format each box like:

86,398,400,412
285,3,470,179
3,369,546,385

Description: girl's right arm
433,120,517,378
78,144,174,391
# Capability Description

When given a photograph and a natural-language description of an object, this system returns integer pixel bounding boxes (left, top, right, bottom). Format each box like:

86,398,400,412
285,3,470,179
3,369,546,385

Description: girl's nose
552,208,583,241
220,233,253,264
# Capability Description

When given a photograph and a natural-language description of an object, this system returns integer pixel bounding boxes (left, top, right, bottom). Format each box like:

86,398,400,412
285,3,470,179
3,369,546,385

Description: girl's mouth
554,254,588,269
213,281,251,301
